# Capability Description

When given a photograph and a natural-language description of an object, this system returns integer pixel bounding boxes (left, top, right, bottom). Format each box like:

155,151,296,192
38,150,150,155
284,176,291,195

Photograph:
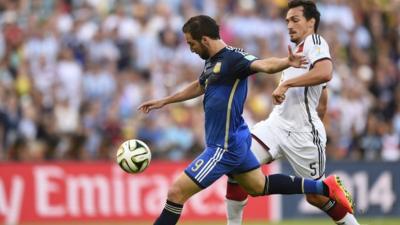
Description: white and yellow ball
116,139,151,173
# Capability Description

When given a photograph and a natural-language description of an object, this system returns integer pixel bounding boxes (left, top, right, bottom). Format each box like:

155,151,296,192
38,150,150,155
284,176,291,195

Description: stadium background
0,0,399,224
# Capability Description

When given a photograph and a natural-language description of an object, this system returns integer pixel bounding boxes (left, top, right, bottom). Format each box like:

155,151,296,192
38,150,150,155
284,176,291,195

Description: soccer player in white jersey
225,1,360,225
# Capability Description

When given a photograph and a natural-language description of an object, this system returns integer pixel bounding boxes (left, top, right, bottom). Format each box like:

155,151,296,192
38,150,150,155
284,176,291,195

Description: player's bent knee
167,173,203,204
235,184,263,196
234,168,266,196
167,184,189,204
248,191,262,197
243,180,265,197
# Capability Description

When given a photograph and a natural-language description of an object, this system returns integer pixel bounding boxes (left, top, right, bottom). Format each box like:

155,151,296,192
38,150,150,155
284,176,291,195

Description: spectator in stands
0,0,399,162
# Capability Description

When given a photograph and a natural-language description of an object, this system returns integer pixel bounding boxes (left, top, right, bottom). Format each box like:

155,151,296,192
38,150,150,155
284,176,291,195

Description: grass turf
21,217,400,225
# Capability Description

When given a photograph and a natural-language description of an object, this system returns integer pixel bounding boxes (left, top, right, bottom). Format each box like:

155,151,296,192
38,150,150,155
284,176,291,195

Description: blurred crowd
0,0,399,162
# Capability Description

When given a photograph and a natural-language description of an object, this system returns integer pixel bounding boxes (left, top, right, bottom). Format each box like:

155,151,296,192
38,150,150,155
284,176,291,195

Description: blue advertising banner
280,161,399,218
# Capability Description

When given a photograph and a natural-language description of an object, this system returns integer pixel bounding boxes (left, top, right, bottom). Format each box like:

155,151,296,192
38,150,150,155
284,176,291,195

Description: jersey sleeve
304,34,331,67
234,53,259,79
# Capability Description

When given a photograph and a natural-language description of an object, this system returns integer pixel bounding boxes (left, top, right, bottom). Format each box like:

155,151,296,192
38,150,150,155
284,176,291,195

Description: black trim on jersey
251,134,270,151
251,133,274,164
304,87,325,177
312,34,321,45
310,57,331,69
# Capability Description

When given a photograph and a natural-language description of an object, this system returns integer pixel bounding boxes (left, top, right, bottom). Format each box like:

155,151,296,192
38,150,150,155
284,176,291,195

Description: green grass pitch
22,218,400,225
130,218,398,225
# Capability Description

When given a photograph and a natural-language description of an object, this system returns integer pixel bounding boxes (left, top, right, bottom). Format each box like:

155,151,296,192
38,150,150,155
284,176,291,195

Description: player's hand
137,99,166,113
272,83,289,105
287,45,307,68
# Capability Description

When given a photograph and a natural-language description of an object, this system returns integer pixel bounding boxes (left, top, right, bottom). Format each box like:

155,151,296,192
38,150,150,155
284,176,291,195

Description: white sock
336,213,360,225
226,198,248,225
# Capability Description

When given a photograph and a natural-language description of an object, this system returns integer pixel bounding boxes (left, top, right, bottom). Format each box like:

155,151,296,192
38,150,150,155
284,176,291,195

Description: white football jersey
269,34,331,132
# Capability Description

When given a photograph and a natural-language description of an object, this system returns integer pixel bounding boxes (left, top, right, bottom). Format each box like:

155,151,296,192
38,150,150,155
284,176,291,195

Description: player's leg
280,129,331,208
225,132,275,225
283,130,358,224
304,149,358,224
230,143,353,207
230,141,327,197
225,126,342,225
322,175,359,225
226,120,277,225
231,166,354,219
225,177,248,225
154,172,201,225
154,147,227,225
226,125,355,225
232,167,326,196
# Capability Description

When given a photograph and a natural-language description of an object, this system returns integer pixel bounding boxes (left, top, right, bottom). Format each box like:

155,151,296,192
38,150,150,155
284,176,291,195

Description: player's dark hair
182,15,220,41
288,0,320,32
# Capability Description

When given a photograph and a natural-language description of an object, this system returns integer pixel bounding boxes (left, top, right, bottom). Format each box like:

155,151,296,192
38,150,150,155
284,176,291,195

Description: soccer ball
116,139,151,173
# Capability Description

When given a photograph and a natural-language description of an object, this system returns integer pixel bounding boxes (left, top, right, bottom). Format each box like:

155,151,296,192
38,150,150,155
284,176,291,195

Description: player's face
286,6,314,44
184,33,210,60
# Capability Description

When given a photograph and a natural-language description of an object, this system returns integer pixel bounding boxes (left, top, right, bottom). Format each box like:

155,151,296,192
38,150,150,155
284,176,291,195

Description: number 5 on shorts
309,162,317,176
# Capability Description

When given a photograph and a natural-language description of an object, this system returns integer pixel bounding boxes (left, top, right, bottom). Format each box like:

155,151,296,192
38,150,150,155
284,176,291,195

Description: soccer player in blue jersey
138,15,352,225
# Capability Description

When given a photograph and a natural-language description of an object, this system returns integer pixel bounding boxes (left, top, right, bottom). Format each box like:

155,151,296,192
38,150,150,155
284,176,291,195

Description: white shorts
251,119,326,180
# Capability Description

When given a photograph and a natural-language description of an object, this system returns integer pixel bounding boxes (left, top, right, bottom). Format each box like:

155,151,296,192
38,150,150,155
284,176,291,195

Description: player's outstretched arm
272,59,333,104
138,80,205,113
281,59,332,87
250,45,307,74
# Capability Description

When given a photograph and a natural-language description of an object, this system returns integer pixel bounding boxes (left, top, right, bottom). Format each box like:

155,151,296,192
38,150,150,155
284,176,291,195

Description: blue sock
154,200,183,225
303,179,325,195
